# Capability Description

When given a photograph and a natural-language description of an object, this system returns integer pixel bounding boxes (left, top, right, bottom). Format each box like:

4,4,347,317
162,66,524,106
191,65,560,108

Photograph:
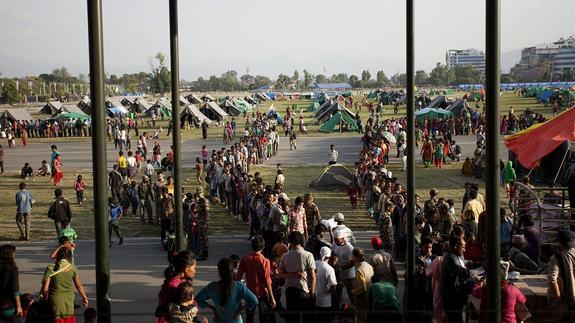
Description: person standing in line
160,187,175,247
15,182,33,241
0,244,24,323
0,144,5,174
279,231,316,323
441,236,472,323
154,172,167,225
138,176,154,225
47,188,72,238
328,144,338,165
236,236,276,323
314,246,337,323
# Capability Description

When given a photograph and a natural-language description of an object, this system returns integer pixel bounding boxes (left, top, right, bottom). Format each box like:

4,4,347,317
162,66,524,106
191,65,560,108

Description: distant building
552,38,575,78
445,49,485,76
511,36,575,80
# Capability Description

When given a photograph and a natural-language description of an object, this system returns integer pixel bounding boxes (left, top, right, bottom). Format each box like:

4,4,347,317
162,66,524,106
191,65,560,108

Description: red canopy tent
504,109,575,169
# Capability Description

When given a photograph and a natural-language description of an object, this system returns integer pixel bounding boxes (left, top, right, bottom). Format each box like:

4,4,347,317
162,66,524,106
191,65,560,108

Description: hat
371,236,383,249
334,212,345,222
278,193,289,201
320,246,332,259
511,235,526,245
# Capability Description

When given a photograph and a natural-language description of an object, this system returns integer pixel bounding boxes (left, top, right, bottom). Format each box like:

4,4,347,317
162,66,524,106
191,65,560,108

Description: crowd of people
4,96,575,323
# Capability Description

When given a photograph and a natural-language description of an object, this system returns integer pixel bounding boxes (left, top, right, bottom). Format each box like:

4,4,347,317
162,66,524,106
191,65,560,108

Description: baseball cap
320,246,331,259
371,236,383,249
334,212,344,222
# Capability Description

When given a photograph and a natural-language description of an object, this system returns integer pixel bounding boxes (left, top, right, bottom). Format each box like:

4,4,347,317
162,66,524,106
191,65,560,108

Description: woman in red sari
53,154,63,186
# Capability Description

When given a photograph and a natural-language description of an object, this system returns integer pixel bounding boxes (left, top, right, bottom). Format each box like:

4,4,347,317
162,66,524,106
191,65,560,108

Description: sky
0,0,573,80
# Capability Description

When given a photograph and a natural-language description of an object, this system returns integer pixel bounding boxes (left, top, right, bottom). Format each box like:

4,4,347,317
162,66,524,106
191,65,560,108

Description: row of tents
306,94,359,133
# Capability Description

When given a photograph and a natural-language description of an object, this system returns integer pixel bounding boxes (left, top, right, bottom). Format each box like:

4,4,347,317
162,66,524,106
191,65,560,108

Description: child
346,184,358,209
195,158,203,183
108,197,124,246
446,199,457,225
289,130,297,150
168,281,198,323
35,160,51,178
74,175,86,206
145,159,155,178
59,219,78,243
21,162,33,179
83,307,97,323
135,150,143,174
463,209,478,237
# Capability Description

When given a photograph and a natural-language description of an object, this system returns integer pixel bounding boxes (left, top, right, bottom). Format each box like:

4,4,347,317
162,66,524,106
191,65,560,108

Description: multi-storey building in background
445,48,485,76
511,36,575,80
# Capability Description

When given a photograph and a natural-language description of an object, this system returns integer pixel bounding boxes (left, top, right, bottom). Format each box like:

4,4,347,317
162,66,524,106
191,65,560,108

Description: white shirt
333,242,355,279
126,156,136,168
315,260,337,307
329,149,339,162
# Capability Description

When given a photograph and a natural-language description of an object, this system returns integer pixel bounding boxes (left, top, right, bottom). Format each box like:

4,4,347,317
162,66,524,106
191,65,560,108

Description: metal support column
169,0,185,251
405,0,416,318
86,0,111,322
485,0,501,322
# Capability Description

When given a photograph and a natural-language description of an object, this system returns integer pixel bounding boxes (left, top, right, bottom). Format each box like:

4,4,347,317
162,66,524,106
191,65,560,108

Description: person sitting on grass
35,160,51,178
21,162,34,179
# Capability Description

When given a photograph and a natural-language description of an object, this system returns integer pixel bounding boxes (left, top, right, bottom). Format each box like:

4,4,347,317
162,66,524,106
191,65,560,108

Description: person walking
278,232,316,323
0,244,23,323
328,144,338,165
108,165,124,202
52,154,64,186
196,258,258,323
0,144,5,174
441,236,472,323
73,175,86,206
236,236,276,323
108,197,124,246
15,182,33,241
41,248,89,322
47,188,72,238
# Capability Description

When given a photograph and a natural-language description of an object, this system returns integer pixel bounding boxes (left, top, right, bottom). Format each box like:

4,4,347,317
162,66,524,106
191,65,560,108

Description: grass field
16,91,553,144
0,157,504,242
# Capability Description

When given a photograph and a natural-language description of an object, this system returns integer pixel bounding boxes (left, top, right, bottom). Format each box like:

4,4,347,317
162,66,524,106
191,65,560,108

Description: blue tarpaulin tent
313,83,352,90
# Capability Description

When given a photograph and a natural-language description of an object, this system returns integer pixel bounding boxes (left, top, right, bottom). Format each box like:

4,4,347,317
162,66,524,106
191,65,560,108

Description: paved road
1,134,506,171
13,232,387,323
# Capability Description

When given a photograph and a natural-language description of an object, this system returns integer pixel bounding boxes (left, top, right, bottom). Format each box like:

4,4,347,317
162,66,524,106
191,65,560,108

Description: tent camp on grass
51,112,91,121
40,101,63,114
220,100,242,116
146,98,172,117
309,163,354,190
266,105,284,125
319,112,358,133
423,95,449,110
186,93,203,104
201,101,228,121
1,109,34,125
415,107,453,121
131,97,151,113
180,104,211,126
446,99,468,117
201,94,216,102
307,102,320,112
315,101,355,124
106,98,129,117
232,98,253,113
78,97,91,114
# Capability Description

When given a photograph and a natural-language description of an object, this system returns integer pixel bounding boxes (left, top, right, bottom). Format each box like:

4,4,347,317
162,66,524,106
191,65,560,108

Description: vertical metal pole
169,0,185,251
87,0,111,322
485,0,501,322
405,0,416,319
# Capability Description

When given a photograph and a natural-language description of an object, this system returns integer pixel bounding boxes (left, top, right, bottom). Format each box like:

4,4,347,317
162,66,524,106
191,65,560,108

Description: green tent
307,102,320,112
52,112,91,121
415,107,453,121
232,98,253,113
319,112,358,132
367,91,378,100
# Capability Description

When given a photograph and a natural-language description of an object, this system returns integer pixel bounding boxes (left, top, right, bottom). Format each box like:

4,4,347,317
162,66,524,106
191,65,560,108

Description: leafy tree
415,70,428,86
500,73,515,83
361,70,371,85
292,70,299,89
390,73,406,87
315,74,327,84
109,74,119,84
208,75,220,91
1,80,21,103
452,65,480,85
428,62,448,86
240,74,254,85
52,67,72,82
330,73,349,83
276,74,292,90
253,75,273,89
349,75,360,88
150,52,171,95
219,70,240,91
376,70,389,86
303,70,313,88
